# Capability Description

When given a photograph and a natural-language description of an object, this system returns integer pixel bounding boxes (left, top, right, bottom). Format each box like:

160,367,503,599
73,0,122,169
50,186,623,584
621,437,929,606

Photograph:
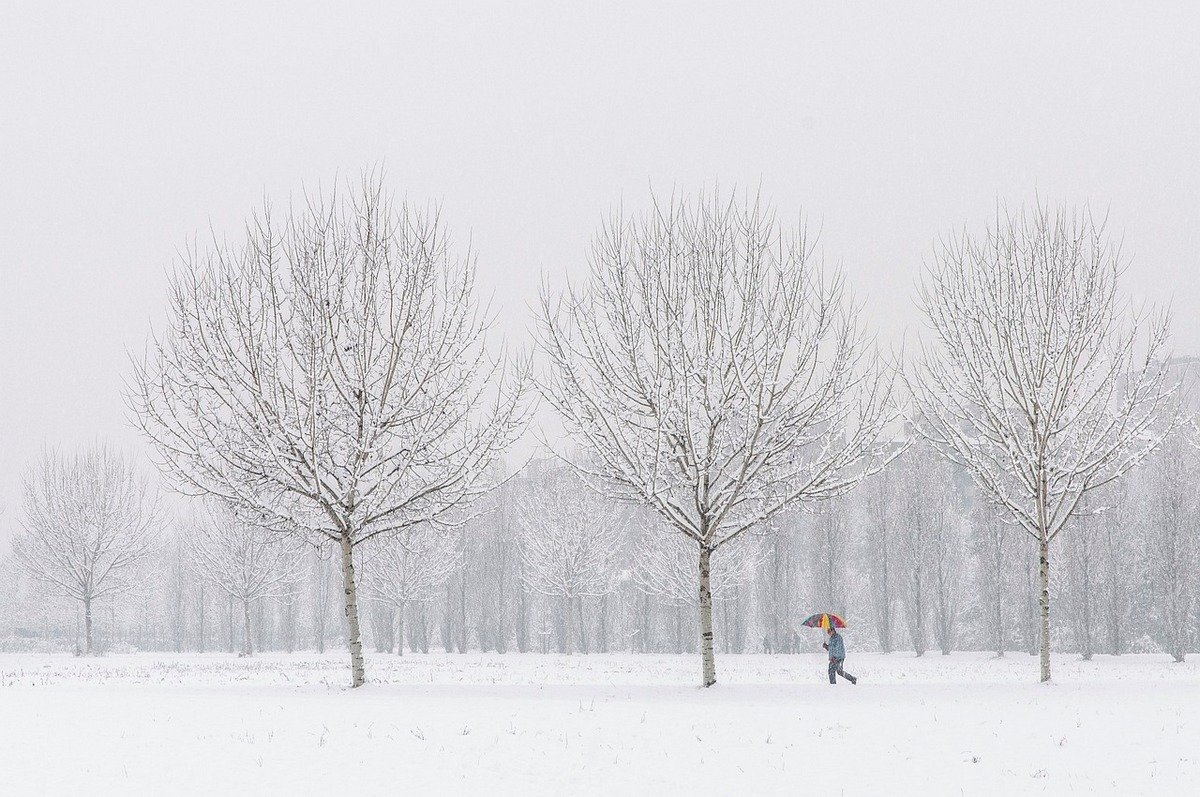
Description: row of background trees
3,417,1198,663
0,178,1195,687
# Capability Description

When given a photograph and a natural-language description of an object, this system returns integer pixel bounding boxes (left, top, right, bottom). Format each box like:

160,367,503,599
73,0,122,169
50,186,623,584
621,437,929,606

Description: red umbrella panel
801,612,847,630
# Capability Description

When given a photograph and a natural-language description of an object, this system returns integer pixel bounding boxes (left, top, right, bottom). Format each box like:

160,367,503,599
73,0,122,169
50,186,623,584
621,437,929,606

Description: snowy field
2,651,1197,795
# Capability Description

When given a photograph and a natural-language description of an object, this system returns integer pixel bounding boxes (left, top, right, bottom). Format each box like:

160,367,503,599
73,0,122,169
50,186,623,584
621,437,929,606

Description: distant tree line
1,177,1194,688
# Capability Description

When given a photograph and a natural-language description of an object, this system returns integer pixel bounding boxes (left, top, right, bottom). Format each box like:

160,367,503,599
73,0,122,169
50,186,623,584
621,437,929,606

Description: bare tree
891,444,966,656
309,546,338,654
537,190,892,686
1139,429,1199,662
911,206,1176,681
895,458,932,656
516,463,626,654
131,176,528,686
1086,479,1136,656
360,525,463,655
808,503,850,622
629,522,760,654
970,503,1013,657
182,502,305,656
756,519,801,654
1062,498,1102,660
858,469,898,653
13,445,159,654
927,490,966,656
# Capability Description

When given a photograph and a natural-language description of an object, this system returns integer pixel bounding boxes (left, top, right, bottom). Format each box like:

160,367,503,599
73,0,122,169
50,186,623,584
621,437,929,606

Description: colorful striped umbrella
800,612,847,630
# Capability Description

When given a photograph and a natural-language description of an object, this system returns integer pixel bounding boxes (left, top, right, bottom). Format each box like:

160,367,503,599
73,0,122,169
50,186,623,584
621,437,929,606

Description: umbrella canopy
800,612,847,630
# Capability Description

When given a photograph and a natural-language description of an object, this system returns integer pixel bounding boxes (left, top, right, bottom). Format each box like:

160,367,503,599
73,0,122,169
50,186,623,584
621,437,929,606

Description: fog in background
2,1,1199,548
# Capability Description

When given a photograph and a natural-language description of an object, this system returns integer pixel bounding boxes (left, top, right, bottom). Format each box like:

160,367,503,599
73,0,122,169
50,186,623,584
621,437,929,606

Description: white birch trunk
340,534,366,687
698,547,716,687
83,597,93,655
1038,535,1052,683
242,598,253,657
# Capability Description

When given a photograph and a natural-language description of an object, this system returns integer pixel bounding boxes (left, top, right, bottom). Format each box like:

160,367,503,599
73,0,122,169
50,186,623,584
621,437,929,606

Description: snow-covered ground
2,651,1197,795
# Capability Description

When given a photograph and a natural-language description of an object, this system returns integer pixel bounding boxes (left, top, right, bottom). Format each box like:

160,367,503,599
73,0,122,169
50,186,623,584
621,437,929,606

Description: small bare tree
1139,428,1200,662
894,444,965,656
537,191,892,686
182,502,305,656
911,206,1176,682
515,464,626,654
131,176,528,686
858,469,898,653
13,445,159,654
360,526,463,655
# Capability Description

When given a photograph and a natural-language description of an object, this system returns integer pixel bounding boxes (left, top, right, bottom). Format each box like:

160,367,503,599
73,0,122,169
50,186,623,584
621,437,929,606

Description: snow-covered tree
1062,496,1102,660
538,190,893,686
131,175,529,686
13,445,159,654
630,522,760,653
756,519,802,654
516,464,625,654
308,546,338,654
912,206,1177,681
969,502,1015,657
360,526,462,655
1138,429,1199,662
807,502,850,621
890,444,966,655
857,468,898,653
927,491,967,656
1095,483,1136,656
182,502,305,656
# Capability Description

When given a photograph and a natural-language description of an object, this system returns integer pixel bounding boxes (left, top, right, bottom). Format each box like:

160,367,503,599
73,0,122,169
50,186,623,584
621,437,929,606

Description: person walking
823,626,857,685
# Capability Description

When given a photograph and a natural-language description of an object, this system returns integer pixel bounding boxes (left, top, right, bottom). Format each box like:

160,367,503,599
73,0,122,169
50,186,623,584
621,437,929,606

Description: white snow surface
2,651,1197,795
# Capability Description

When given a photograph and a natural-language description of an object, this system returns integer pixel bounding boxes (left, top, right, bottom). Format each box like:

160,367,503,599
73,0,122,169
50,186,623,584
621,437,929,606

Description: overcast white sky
2,1,1199,547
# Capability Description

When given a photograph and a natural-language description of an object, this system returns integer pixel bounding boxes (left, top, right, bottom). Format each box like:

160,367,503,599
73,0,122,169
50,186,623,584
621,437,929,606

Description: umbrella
800,612,847,630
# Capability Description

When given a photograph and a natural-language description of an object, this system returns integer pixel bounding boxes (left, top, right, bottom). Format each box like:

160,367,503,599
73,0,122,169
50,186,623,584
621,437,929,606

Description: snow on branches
537,190,893,685
911,205,1178,681
13,445,160,654
182,501,306,656
131,174,530,685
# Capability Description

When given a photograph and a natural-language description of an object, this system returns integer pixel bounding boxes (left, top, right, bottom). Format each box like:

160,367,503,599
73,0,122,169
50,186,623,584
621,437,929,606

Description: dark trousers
828,657,856,684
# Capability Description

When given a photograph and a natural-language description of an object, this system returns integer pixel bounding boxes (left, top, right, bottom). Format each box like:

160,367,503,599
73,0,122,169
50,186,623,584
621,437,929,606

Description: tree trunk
994,560,1005,657
417,602,431,653
560,596,573,654
83,597,93,655
395,601,406,656
339,534,366,687
495,546,509,654
242,598,253,657
1108,572,1122,656
457,572,468,654
989,524,1005,657
1080,554,1093,661
255,599,267,653
911,572,926,657
284,597,295,653
1026,555,1039,656
673,603,684,653
598,594,609,653
576,595,589,654
1038,535,1052,683
642,592,654,653
198,583,206,653
516,588,529,653
698,547,717,688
